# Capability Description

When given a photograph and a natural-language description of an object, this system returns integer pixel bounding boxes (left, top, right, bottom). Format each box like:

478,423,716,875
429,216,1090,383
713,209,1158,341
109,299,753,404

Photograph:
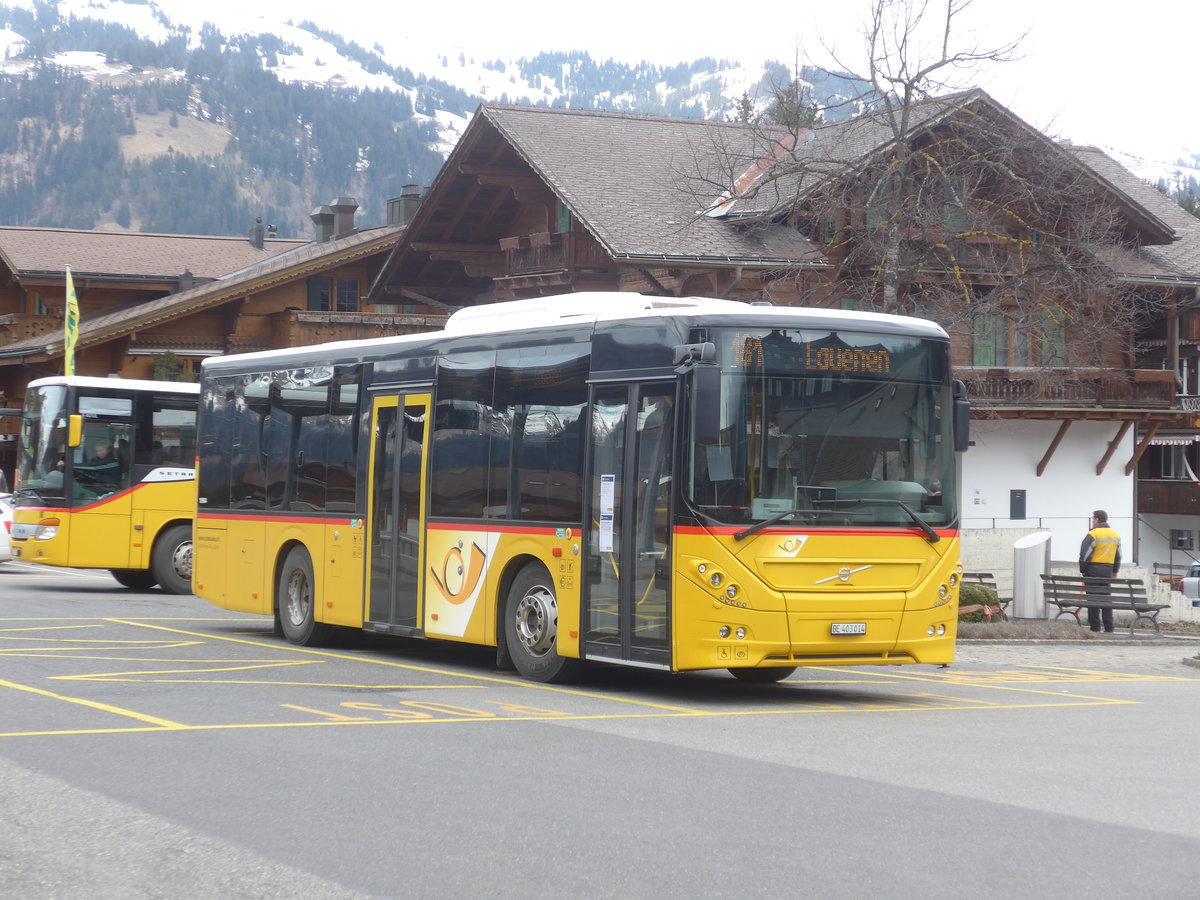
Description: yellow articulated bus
11,376,199,593
193,293,970,683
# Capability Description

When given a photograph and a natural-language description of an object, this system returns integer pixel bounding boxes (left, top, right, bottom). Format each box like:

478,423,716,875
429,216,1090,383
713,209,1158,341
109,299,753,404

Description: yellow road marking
0,694,1130,739
0,678,186,729
109,619,704,713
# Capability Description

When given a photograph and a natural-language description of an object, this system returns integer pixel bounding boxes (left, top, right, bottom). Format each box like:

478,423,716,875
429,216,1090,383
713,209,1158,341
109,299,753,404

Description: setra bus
10,376,199,592
193,293,969,682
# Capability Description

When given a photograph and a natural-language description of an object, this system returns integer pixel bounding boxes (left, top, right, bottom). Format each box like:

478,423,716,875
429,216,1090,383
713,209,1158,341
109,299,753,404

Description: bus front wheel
152,525,193,594
504,563,576,683
277,546,332,646
110,568,157,590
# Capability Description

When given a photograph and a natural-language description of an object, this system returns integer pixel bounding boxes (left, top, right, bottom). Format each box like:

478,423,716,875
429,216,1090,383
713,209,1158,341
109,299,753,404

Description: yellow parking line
0,678,186,728
110,618,703,714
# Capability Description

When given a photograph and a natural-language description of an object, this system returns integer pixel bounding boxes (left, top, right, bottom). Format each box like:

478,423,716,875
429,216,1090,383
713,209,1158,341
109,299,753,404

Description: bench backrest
1040,574,1146,602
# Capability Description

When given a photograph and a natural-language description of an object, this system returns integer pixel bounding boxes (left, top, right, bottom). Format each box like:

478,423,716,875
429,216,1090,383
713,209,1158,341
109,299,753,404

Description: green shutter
943,175,967,232
1041,304,1066,366
973,311,996,366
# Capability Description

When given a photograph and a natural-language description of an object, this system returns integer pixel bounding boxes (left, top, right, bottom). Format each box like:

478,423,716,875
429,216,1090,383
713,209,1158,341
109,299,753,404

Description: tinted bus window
495,347,588,522
231,374,268,509
431,352,495,518
198,380,233,508
326,369,361,513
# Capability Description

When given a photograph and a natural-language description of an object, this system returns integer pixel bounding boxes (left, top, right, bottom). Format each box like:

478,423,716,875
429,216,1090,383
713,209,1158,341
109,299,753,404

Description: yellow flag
64,265,79,376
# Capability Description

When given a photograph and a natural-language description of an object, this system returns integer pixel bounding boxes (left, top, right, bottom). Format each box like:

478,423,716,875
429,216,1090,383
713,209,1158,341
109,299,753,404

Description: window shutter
973,311,996,366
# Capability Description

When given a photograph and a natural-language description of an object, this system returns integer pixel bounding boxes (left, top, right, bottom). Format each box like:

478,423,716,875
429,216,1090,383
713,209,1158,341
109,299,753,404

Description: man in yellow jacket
1079,509,1121,633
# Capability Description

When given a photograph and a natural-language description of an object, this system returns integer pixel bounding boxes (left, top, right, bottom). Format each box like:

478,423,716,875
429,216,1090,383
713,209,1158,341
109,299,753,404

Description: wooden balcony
0,313,59,344
956,367,1177,410
499,232,610,276
1139,479,1200,515
271,310,449,348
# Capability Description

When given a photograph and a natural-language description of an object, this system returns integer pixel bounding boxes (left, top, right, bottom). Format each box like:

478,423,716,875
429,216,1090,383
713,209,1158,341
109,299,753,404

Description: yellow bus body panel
11,478,195,572
421,525,581,655
672,528,960,672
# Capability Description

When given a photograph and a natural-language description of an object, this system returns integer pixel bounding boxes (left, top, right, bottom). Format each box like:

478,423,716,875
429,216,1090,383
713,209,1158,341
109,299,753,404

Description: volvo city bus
11,376,199,592
193,293,969,682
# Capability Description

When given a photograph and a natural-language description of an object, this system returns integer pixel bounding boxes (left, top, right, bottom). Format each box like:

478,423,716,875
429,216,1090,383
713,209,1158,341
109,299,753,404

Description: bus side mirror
674,342,720,445
68,414,83,448
691,363,721,445
952,380,970,452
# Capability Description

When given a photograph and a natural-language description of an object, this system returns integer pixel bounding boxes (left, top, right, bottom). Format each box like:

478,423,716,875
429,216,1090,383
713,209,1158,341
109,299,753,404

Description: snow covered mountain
0,0,1195,233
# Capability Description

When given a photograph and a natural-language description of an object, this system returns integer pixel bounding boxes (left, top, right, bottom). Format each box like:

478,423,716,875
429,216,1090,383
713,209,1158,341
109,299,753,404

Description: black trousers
1081,563,1114,631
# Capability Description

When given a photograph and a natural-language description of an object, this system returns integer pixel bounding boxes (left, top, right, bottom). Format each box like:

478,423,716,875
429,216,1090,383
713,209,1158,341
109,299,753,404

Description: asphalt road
2,560,1200,899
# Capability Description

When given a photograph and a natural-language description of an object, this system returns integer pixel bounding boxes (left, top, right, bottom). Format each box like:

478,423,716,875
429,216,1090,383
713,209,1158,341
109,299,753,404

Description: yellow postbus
193,293,969,682
11,376,199,593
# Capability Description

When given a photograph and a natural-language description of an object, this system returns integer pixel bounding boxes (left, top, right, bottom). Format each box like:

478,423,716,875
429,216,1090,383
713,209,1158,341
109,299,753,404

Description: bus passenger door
584,383,674,669
365,393,430,635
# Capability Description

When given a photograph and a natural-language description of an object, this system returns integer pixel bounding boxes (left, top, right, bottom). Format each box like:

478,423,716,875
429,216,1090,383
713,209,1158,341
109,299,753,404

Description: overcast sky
156,0,1198,160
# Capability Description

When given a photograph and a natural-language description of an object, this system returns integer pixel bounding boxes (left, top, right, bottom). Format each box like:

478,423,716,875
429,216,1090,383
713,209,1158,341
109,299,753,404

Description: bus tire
727,666,797,684
151,525,193,595
277,545,332,646
110,568,157,590
504,562,576,683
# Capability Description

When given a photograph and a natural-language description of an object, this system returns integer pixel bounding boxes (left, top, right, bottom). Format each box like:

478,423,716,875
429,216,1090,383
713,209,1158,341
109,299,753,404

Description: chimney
330,196,358,238
249,217,266,249
387,184,422,226
310,205,335,242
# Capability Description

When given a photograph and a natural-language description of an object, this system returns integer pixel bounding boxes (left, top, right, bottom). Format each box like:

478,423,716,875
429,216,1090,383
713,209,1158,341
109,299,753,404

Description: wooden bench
1039,574,1169,635
961,572,1010,622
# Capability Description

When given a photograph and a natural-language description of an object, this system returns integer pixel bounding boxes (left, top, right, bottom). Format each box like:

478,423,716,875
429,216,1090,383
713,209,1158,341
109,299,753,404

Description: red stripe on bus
426,521,566,535
673,524,960,538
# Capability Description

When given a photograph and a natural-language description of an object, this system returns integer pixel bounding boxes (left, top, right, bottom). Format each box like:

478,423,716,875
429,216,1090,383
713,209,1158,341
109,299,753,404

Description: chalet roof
0,226,306,282
479,104,825,265
0,226,404,365
722,89,1180,250
1065,145,1200,285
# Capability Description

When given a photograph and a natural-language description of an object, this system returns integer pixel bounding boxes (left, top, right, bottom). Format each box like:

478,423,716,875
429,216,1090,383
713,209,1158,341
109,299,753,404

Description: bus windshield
16,383,69,502
685,326,957,530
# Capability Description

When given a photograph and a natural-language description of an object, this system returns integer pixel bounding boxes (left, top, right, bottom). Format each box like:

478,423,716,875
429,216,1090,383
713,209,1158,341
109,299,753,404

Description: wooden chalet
368,96,1200,573
0,198,448,482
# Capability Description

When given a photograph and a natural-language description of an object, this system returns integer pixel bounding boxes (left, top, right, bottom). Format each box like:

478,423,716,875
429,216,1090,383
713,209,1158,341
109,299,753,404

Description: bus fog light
719,626,730,638
937,624,946,635
928,625,936,636
735,627,746,639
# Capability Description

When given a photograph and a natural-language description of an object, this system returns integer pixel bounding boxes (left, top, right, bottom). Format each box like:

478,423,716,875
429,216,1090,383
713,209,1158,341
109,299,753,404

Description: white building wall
960,418,1134,573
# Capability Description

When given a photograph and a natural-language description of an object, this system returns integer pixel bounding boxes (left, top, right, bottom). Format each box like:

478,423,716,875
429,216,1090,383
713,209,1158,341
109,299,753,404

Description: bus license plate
831,623,866,635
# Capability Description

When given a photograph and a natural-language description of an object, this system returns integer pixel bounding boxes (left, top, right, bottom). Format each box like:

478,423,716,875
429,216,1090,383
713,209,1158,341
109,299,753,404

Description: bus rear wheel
151,525,193,595
277,545,332,646
504,563,576,683
728,666,797,684
110,568,157,590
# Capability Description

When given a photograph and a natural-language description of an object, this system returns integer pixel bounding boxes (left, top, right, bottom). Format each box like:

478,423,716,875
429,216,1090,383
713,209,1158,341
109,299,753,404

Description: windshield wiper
835,498,941,544
733,499,940,544
734,507,851,541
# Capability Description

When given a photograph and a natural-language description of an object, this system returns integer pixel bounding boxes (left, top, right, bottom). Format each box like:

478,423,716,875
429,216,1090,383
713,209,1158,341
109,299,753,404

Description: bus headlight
719,626,731,638
709,572,723,588
35,519,60,540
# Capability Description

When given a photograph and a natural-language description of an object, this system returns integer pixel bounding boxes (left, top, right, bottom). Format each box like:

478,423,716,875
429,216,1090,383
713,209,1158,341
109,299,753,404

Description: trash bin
1012,531,1052,619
